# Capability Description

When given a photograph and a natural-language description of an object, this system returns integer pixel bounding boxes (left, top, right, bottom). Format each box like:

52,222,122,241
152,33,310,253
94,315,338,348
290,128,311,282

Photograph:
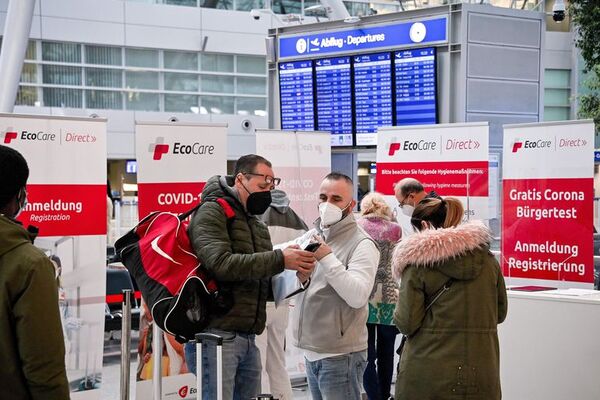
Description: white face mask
400,204,414,217
14,187,27,218
318,202,350,227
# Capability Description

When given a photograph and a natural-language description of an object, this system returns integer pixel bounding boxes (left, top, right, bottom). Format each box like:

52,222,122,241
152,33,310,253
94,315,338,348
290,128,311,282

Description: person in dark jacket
391,197,507,400
0,145,69,400
184,154,316,399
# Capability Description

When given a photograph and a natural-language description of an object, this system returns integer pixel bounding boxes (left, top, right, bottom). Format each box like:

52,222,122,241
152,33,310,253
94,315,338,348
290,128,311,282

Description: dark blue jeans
363,323,399,400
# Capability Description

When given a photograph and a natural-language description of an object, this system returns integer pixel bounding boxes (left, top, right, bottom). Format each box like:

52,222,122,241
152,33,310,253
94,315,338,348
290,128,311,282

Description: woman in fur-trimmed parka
392,197,507,400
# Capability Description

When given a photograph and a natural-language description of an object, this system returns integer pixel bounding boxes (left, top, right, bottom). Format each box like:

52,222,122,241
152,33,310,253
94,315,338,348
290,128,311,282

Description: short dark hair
0,145,29,208
324,172,353,185
234,154,272,176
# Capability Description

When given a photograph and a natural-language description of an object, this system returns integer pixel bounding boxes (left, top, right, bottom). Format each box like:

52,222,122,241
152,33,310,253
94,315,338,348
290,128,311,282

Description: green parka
392,221,507,400
0,215,69,400
188,175,285,334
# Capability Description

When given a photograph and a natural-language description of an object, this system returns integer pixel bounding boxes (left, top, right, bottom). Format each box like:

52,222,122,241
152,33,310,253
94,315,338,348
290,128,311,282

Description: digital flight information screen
279,60,315,131
353,52,393,146
277,47,437,147
395,47,437,126
315,56,353,147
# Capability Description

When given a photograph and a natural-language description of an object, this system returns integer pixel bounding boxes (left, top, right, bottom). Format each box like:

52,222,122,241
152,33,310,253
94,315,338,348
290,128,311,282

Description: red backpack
115,198,234,343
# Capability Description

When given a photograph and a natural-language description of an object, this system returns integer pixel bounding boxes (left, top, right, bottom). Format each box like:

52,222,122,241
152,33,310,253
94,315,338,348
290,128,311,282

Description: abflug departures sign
277,17,446,147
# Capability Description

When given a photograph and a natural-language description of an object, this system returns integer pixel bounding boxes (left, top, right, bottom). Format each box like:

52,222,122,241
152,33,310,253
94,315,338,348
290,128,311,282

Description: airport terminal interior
0,0,599,399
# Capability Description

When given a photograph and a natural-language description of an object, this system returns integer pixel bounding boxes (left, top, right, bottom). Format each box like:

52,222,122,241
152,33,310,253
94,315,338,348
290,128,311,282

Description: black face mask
239,178,272,215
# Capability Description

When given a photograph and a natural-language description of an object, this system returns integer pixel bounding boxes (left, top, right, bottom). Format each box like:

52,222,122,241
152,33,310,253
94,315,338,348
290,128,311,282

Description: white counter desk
499,288,600,400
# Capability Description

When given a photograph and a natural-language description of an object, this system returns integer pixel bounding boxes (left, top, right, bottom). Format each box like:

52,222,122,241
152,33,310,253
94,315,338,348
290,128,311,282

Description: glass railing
125,0,545,15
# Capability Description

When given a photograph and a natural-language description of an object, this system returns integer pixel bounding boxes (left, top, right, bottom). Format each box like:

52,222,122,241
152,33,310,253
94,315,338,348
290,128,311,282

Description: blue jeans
184,329,262,400
363,324,399,400
305,351,368,400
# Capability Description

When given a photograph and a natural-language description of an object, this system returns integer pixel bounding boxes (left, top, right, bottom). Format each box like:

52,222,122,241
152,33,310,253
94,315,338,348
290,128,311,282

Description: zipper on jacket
296,280,313,345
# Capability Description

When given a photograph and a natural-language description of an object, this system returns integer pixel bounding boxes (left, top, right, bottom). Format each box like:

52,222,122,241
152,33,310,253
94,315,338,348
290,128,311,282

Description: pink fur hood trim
392,220,491,280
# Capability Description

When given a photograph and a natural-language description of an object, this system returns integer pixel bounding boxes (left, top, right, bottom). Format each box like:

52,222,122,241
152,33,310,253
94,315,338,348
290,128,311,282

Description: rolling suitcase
194,332,277,400
195,333,223,400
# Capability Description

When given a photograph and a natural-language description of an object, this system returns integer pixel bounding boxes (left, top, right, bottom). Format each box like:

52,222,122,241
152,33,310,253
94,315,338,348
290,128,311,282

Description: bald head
394,177,426,206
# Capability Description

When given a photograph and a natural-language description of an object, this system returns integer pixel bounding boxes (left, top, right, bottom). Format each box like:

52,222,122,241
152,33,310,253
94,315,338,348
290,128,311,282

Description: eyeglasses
398,193,414,207
244,172,281,187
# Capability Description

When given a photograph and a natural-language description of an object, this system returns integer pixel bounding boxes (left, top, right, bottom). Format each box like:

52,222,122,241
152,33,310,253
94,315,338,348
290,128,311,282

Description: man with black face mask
0,145,69,399
185,154,316,399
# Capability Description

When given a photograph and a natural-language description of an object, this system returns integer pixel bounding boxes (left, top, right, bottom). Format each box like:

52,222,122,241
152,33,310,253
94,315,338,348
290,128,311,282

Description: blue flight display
279,60,315,131
395,47,437,126
353,52,393,146
315,56,353,146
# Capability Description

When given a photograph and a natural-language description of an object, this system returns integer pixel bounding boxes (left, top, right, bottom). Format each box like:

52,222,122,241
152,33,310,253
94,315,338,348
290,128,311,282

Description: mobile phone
304,242,321,252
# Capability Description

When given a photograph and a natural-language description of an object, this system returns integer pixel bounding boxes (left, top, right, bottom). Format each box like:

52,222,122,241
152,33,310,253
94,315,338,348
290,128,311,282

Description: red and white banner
135,122,227,399
0,113,107,400
135,122,227,219
255,129,331,225
376,122,489,221
502,120,594,284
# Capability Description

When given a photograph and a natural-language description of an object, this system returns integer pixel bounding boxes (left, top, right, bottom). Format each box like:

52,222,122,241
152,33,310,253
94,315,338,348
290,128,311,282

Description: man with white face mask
394,178,441,237
282,172,379,400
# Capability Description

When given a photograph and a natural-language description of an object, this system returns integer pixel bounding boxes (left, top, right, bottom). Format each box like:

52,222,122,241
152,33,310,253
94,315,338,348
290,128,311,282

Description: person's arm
189,201,285,281
496,261,508,324
13,256,69,400
319,239,379,309
394,267,426,336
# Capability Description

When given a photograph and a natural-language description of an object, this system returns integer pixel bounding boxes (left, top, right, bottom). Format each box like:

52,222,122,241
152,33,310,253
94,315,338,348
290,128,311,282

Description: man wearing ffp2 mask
280,172,380,400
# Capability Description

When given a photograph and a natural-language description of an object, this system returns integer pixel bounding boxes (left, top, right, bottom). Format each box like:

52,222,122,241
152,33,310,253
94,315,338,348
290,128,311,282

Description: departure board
279,60,315,131
395,47,437,126
315,56,353,146
353,52,393,146
277,47,438,147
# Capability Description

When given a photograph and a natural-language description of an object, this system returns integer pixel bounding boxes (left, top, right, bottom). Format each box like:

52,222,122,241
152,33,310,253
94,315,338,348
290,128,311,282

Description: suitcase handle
195,332,223,346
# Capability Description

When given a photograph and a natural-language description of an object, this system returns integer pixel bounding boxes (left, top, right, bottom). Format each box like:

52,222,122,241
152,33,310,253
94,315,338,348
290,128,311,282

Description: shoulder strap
178,197,236,222
215,198,235,220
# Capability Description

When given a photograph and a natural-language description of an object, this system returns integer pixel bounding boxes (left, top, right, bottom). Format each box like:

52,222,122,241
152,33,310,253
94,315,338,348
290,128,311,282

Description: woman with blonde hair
391,197,507,400
357,192,401,400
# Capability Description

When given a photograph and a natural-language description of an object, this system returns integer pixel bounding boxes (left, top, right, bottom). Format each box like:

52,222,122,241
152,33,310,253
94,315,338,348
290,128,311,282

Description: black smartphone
304,242,321,252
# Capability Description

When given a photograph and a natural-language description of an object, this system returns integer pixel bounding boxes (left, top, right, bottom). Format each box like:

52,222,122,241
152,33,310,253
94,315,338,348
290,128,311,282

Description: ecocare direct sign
278,17,447,59
0,114,106,236
1,113,107,400
135,122,227,218
502,120,594,284
376,122,489,221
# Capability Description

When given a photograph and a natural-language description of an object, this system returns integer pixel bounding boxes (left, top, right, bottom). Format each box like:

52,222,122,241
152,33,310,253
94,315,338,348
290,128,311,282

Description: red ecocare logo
149,137,170,160
512,141,523,153
149,136,216,161
388,140,437,156
512,138,552,153
2,131,17,144
178,386,188,398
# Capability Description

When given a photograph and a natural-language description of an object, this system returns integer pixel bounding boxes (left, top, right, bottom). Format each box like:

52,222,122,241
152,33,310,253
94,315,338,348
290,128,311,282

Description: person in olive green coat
392,197,507,400
183,154,316,399
0,145,69,400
